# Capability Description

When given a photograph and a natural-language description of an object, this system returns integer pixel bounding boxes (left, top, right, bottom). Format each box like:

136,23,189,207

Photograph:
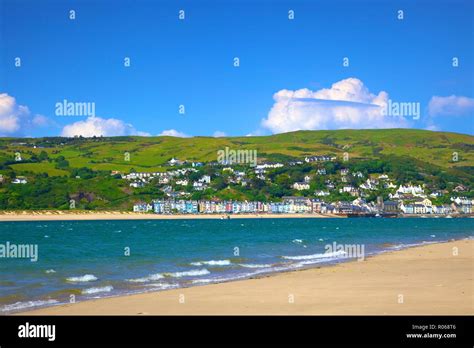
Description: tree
38,151,49,161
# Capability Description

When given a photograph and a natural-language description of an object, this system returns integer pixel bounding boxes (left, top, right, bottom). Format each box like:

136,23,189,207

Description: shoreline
0,211,471,222
15,239,474,315
0,211,342,221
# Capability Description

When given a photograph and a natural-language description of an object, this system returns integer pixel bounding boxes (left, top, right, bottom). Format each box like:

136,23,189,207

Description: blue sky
1,0,473,137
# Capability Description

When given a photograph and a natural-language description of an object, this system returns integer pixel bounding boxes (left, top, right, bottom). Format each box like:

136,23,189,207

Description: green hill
0,129,472,174
0,129,472,211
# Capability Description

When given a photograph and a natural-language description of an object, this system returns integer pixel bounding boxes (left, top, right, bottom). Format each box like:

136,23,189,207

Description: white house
130,181,144,188
315,190,330,197
12,177,27,184
159,177,170,184
340,186,359,197
193,182,206,191
199,175,211,184
168,158,183,166
359,179,377,190
293,182,310,191
395,184,425,197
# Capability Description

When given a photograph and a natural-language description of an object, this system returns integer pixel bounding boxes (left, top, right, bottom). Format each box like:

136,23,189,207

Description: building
383,201,399,213
304,155,336,162
130,181,144,188
12,177,27,184
168,158,184,166
293,182,310,191
315,190,330,197
193,182,206,191
133,202,153,213
199,175,211,184
340,186,359,197
401,204,414,214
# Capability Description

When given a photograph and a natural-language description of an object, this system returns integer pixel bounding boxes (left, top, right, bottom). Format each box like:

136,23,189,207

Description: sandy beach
0,211,340,221
17,239,473,315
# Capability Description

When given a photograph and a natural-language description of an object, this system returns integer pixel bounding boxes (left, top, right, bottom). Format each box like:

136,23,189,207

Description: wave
282,250,346,260
66,274,97,282
238,263,273,268
385,240,442,251
190,260,231,266
192,278,216,284
1,299,59,312
292,239,303,243
45,269,56,274
82,286,113,295
143,283,180,290
126,273,164,283
165,269,210,278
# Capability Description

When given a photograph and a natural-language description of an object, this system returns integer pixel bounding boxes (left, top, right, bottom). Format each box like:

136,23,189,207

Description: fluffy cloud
0,93,53,136
261,78,409,133
158,129,190,137
61,116,148,137
427,95,474,117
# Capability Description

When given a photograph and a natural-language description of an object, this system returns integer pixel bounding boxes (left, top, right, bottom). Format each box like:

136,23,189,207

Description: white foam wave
126,273,164,283
144,283,180,290
282,250,346,260
190,260,231,266
45,269,56,274
82,286,113,294
238,263,273,268
165,269,210,278
1,299,59,312
192,278,216,284
66,274,97,282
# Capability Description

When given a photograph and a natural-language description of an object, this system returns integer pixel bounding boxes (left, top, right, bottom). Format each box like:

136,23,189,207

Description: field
0,129,472,175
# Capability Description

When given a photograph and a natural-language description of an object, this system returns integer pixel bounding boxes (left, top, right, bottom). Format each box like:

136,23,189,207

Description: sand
17,240,473,315
0,211,340,221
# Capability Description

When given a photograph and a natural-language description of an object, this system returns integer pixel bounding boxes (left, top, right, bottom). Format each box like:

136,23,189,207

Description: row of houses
384,198,473,215
133,197,376,215
120,167,198,181
133,196,473,215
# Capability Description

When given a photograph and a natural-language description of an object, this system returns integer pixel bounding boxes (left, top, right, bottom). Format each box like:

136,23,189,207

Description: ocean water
0,218,472,313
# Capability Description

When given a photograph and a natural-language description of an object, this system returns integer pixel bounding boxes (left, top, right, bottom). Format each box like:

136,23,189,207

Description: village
129,155,473,217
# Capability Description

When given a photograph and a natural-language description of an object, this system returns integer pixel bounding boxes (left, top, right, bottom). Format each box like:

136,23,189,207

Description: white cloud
61,116,145,137
261,78,410,133
158,129,190,138
213,131,226,137
0,93,53,136
425,125,440,131
427,95,474,117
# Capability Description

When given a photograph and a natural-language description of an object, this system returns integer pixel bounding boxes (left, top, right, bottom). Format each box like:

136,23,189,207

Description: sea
0,217,472,313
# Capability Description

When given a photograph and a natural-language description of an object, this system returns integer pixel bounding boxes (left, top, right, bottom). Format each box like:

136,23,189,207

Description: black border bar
0,315,472,347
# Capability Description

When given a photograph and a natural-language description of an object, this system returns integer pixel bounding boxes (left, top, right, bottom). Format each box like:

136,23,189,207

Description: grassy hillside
0,129,472,175
0,129,472,211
